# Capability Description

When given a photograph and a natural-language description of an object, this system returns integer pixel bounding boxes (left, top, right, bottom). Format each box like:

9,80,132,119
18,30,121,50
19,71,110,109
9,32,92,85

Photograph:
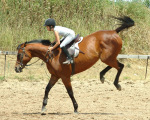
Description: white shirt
54,26,75,37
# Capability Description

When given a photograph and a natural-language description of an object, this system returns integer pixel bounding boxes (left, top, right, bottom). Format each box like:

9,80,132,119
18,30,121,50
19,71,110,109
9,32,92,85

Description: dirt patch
0,79,150,120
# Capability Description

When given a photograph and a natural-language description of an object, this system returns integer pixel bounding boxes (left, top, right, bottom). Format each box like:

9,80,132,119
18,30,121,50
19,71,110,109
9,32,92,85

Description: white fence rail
0,51,150,80
1,51,150,59
0,51,17,55
117,54,150,59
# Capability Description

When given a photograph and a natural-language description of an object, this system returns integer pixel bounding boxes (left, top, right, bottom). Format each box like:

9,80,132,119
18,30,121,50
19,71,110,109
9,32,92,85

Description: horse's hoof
100,77,105,83
74,111,79,114
41,107,47,115
117,84,121,91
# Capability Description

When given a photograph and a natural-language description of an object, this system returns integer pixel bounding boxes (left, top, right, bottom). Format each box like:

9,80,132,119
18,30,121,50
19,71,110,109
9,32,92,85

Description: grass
0,76,5,82
0,0,150,53
123,76,131,80
0,0,150,82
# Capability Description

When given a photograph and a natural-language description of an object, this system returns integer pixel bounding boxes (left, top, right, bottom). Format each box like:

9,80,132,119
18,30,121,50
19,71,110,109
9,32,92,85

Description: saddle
52,34,84,57
47,35,84,75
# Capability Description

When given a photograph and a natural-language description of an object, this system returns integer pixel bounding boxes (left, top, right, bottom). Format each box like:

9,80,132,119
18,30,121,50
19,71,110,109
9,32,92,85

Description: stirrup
63,58,73,64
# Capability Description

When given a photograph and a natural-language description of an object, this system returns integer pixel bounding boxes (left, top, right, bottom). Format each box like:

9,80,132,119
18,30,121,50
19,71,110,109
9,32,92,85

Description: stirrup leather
63,58,73,64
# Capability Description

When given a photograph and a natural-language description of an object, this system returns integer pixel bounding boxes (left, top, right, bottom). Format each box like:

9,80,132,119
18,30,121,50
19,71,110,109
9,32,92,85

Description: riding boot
61,47,73,64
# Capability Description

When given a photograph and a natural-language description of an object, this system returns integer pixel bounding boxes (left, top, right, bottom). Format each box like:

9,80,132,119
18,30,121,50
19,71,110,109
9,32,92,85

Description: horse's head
15,42,32,73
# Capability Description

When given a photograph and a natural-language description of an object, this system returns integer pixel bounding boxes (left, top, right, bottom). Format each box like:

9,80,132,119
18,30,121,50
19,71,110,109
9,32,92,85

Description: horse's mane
27,39,51,46
17,39,51,50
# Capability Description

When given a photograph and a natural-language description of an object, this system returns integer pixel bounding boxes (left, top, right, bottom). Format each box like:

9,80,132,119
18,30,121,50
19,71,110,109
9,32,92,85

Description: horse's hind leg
114,61,124,91
41,75,59,115
102,59,124,90
100,66,112,83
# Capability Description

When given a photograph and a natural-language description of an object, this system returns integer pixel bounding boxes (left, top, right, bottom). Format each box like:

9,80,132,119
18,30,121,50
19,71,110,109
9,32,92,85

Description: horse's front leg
41,75,59,115
62,77,78,113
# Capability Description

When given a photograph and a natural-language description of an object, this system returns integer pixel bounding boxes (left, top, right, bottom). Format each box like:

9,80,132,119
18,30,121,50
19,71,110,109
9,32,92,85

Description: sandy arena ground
1,55,150,120
0,78,150,120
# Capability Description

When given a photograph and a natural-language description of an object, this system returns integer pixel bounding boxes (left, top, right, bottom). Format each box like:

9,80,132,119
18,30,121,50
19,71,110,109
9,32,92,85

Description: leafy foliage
0,0,150,53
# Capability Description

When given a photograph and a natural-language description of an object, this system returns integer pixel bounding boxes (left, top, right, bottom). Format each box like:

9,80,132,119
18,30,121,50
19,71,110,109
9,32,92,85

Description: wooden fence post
4,55,6,80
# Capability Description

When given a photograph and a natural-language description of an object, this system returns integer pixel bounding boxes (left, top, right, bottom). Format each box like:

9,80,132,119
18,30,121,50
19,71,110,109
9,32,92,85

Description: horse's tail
112,16,135,33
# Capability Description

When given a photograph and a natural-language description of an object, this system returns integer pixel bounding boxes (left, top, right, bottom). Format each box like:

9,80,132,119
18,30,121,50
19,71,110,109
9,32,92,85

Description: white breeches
60,33,75,48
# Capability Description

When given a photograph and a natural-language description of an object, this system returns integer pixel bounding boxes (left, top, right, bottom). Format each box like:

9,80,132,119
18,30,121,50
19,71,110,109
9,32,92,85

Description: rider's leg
60,34,75,64
61,47,73,64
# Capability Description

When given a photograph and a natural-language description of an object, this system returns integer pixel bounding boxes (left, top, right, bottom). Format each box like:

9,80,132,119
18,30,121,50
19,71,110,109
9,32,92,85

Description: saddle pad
68,37,83,58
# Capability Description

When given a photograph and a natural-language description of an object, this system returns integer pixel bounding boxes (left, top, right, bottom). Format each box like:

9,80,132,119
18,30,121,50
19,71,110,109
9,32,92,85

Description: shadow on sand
20,112,123,116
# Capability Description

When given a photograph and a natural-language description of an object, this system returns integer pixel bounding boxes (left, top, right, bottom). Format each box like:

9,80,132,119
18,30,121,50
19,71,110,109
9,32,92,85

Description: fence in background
0,51,17,79
0,51,150,81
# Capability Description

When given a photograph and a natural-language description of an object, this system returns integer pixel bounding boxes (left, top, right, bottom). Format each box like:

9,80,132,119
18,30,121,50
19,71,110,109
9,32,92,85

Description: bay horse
15,16,134,114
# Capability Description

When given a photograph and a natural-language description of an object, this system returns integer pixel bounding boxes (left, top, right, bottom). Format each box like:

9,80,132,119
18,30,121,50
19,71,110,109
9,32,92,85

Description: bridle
17,44,32,68
17,42,53,68
17,43,41,68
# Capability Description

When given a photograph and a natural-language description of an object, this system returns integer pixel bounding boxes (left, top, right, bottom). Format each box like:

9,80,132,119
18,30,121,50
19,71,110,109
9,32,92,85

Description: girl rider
44,18,75,64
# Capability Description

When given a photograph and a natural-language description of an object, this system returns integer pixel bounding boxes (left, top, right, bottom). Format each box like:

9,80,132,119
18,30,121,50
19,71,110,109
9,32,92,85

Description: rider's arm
51,31,60,50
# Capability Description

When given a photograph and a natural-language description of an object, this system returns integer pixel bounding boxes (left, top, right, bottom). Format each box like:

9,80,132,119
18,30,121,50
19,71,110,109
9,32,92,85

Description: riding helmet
44,18,56,27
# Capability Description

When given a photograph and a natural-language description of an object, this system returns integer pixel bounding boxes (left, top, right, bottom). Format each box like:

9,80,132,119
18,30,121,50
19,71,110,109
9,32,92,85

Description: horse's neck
29,44,48,62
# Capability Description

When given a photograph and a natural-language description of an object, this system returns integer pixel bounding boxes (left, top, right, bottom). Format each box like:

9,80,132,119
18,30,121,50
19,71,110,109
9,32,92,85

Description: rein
18,43,53,68
26,59,40,66
45,49,54,63
17,40,75,75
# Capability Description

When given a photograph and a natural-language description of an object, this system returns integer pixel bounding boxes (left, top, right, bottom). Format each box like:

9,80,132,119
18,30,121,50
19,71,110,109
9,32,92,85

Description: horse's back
80,30,122,61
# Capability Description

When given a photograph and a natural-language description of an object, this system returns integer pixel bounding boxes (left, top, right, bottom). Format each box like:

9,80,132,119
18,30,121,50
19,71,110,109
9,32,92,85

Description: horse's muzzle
15,66,23,73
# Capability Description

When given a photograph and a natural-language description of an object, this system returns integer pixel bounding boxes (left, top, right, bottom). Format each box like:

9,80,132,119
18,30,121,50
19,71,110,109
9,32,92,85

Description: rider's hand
48,47,53,52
